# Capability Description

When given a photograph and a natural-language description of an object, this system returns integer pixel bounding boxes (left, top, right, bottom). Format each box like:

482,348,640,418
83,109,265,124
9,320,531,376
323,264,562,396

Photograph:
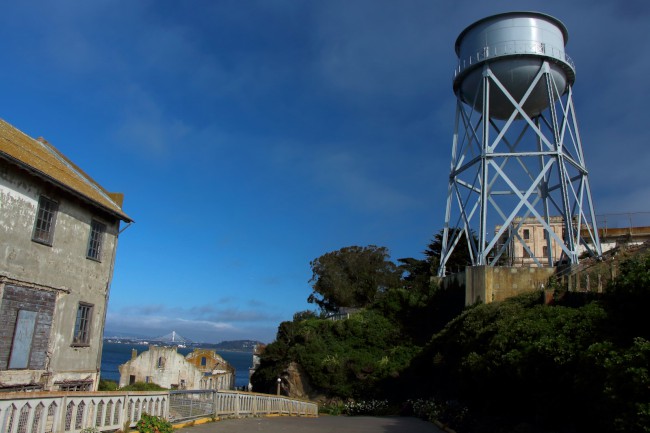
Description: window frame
72,302,93,347
32,196,58,246
86,220,106,261
523,229,530,240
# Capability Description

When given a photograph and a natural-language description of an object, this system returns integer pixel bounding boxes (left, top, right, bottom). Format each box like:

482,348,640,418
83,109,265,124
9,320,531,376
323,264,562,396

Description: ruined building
119,346,235,390
0,119,132,391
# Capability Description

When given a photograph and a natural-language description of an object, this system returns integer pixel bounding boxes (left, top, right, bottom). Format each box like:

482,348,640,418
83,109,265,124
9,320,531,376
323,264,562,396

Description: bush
344,399,390,416
406,398,469,428
135,413,173,433
120,382,167,391
98,379,119,391
318,401,345,415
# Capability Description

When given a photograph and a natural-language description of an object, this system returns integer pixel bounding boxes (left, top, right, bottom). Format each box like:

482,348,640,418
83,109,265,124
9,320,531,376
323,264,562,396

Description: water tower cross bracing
438,11,602,276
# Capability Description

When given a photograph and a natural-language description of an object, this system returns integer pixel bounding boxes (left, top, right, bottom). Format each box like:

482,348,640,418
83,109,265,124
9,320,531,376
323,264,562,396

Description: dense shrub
422,254,650,432
119,382,167,391
344,399,390,416
98,379,119,391
252,310,419,399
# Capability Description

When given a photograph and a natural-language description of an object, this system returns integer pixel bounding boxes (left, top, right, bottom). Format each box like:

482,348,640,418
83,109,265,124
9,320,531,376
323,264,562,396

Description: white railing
0,390,317,433
0,391,167,433
184,391,317,421
453,41,575,80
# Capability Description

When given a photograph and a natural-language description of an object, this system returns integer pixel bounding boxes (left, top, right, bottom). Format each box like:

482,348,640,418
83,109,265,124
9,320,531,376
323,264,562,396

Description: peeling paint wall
118,346,203,390
118,346,236,390
185,348,235,390
0,162,122,391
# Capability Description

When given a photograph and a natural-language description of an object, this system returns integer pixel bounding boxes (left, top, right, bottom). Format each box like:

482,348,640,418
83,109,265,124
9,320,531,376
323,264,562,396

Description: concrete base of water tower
438,266,556,305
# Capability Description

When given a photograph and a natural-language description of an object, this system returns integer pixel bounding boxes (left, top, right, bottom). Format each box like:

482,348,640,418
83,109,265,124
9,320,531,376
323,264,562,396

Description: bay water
100,342,253,389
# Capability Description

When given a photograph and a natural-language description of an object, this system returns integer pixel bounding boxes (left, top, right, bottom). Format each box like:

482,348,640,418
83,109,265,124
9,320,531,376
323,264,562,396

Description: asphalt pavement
179,415,446,433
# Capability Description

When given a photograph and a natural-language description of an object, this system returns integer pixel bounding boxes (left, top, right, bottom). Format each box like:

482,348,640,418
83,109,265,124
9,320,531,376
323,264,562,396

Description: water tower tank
453,12,576,119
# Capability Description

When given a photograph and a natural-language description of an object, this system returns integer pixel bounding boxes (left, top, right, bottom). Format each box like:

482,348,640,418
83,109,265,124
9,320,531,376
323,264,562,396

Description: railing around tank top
453,41,575,80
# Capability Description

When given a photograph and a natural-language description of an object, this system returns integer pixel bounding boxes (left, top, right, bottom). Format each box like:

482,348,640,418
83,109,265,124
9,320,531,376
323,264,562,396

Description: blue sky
1,1,649,343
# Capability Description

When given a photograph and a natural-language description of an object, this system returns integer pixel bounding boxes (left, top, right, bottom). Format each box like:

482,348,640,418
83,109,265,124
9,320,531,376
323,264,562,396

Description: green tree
397,257,433,294
307,245,401,313
426,228,478,274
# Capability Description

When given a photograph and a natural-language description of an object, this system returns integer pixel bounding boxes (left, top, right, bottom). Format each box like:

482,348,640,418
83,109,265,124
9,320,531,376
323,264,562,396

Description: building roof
0,118,132,222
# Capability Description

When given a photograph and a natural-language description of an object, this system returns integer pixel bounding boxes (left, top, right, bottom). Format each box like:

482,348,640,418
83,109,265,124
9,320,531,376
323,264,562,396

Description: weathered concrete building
0,118,131,391
119,346,235,390
186,348,235,390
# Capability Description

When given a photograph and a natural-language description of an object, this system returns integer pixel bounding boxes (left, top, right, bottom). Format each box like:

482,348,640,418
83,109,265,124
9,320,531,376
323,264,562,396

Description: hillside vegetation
251,246,650,433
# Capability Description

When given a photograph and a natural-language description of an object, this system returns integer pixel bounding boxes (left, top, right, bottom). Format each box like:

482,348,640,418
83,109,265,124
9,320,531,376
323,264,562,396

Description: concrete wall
440,266,555,305
118,346,203,390
0,163,121,390
466,266,555,304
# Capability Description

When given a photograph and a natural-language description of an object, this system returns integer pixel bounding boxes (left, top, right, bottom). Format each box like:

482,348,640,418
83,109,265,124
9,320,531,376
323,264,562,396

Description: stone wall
441,266,555,305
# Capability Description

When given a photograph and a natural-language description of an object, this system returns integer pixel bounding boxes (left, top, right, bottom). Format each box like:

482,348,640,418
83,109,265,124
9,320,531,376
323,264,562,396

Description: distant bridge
150,331,192,345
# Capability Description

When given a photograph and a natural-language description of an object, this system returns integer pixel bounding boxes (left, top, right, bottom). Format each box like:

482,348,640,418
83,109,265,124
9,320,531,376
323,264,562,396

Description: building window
201,357,207,366
542,246,548,257
72,303,93,346
157,357,165,369
57,380,92,391
522,248,530,258
32,196,58,245
523,229,530,240
86,220,106,261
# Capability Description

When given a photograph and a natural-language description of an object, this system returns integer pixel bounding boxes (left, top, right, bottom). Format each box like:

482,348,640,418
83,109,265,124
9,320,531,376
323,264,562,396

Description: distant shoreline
102,339,257,353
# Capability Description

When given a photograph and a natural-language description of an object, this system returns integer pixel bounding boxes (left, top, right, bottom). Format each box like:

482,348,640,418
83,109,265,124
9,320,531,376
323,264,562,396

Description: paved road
181,416,445,433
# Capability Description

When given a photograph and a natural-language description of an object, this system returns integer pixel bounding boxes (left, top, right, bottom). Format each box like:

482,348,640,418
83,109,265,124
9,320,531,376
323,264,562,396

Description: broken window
72,303,93,346
86,220,106,261
32,196,58,245
8,310,38,369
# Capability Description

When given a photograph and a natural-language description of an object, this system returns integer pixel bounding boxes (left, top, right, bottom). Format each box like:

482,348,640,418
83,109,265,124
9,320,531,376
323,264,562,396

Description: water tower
438,12,602,276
